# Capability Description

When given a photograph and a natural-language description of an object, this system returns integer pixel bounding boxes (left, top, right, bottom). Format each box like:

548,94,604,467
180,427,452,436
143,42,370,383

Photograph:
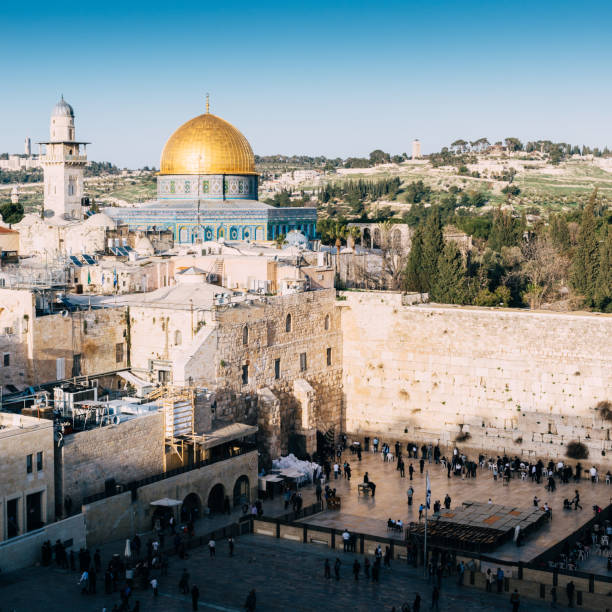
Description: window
324,314,330,331
241,364,249,385
327,347,332,366
285,313,292,333
274,358,280,380
56,357,66,380
115,342,124,363
300,352,307,372
158,370,170,383
242,325,248,346
174,330,182,346
26,454,32,474
72,354,81,377
3,353,9,366
36,451,43,471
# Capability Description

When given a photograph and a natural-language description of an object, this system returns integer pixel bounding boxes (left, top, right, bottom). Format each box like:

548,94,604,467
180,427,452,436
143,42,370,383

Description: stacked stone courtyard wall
340,291,612,466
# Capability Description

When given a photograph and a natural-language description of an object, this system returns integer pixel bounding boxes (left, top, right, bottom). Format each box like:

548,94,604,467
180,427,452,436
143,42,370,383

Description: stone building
0,412,54,542
0,287,127,389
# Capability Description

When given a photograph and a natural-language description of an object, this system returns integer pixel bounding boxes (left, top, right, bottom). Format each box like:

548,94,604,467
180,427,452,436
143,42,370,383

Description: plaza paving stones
296,451,611,562
0,534,576,612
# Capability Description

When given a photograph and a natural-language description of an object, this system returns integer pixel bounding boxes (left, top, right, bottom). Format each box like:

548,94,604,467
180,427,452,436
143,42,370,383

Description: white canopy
150,498,182,507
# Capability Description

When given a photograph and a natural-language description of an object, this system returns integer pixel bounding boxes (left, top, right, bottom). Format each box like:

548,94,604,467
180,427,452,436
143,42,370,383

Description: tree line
403,190,612,312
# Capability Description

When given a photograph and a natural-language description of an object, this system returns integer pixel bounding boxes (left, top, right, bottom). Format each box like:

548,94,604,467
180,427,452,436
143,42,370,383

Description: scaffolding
161,387,196,466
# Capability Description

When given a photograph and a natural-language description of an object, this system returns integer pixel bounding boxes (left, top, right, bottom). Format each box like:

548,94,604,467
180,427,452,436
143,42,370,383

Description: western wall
340,291,612,465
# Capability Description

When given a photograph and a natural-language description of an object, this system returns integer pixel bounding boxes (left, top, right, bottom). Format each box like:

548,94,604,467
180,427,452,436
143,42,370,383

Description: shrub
566,441,589,460
514,437,523,444
455,431,471,442
596,400,612,421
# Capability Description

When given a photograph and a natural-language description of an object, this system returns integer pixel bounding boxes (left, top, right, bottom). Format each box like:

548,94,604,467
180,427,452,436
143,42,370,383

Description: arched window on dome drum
285,313,292,333
243,325,248,346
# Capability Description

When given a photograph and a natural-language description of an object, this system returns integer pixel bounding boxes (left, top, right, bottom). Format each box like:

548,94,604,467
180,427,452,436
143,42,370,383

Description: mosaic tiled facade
158,174,258,201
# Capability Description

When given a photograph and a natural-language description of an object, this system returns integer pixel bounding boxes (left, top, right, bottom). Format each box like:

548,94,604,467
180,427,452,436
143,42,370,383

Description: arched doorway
207,483,225,514
392,229,402,251
372,227,381,249
181,492,201,523
233,475,250,507
362,228,371,248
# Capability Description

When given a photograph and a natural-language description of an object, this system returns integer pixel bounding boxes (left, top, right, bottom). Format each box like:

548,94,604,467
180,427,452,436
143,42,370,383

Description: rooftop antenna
205,93,210,114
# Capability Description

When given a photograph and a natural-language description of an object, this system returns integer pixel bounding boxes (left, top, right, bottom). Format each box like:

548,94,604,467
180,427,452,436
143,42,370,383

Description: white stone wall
341,292,612,463
0,414,55,542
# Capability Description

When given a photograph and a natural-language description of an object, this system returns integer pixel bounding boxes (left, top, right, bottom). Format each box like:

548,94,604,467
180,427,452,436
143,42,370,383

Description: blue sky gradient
1,1,611,167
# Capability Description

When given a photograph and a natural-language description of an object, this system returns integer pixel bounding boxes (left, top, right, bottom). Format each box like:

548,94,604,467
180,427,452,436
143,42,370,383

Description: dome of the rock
159,112,256,176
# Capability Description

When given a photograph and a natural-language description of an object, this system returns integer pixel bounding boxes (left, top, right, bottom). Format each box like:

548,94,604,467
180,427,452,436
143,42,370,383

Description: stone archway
233,475,250,507
362,228,372,248
181,492,202,522
207,483,225,514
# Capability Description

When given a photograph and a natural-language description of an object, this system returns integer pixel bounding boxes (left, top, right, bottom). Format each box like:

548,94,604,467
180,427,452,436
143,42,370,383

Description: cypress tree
594,225,612,312
488,207,521,251
570,199,600,305
430,242,468,304
421,208,444,291
404,226,426,292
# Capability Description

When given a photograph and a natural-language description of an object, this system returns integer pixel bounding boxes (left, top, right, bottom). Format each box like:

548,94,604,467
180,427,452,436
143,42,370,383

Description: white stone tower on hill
40,96,88,220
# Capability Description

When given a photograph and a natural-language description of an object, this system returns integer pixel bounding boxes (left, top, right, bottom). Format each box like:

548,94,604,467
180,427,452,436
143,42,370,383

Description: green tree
369,149,391,165
421,208,444,292
0,203,24,225
570,196,600,305
594,225,612,311
488,208,521,251
403,226,426,292
430,242,468,304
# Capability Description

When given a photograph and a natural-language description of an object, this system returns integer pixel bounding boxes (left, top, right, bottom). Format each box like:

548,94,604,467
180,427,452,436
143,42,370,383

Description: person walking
315,482,322,503
342,529,350,552
431,586,440,611
399,459,405,477
409,463,414,480
191,585,200,611
485,568,493,592
419,458,425,474
245,589,256,612
419,504,424,520
208,538,216,557
457,561,465,586
496,567,504,594
364,557,370,579
413,593,421,612
566,580,575,607
352,559,360,580
228,536,235,557
324,558,331,579
573,490,582,510
407,486,414,506
334,557,341,581
510,589,520,612
179,569,190,594
150,577,158,597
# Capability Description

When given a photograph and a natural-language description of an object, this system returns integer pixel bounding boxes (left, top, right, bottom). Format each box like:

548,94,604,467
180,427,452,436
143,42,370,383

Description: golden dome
159,112,256,175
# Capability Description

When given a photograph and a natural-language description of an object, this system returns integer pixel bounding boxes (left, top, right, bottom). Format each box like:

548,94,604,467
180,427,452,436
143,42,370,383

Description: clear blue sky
1,0,611,168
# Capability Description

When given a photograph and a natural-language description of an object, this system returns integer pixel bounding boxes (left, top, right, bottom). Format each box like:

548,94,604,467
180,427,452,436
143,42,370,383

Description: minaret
40,96,89,220
24,137,31,157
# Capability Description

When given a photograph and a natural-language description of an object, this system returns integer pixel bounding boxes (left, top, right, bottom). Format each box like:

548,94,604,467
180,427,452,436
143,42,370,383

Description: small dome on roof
134,235,155,256
83,212,116,228
52,95,74,118
285,230,309,248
